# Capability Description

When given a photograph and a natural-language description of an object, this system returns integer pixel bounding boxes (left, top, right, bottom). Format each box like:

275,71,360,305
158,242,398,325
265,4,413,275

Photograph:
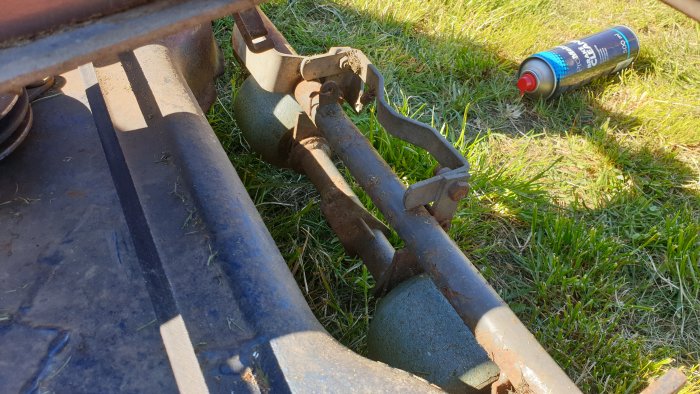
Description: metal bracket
301,50,470,225
232,7,275,53
233,16,470,225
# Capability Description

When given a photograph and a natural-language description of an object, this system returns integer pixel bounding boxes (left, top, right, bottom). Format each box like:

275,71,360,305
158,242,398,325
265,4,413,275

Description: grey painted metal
304,82,580,394
368,275,500,393
0,28,444,392
233,76,300,166
0,0,263,93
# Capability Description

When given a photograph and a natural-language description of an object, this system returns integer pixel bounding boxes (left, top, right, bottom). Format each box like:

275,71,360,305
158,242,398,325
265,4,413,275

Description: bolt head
447,181,470,201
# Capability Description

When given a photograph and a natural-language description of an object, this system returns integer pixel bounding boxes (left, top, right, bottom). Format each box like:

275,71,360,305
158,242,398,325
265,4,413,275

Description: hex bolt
447,181,470,201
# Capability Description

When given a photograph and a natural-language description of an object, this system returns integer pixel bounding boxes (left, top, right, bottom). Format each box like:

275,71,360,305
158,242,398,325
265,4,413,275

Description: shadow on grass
210,1,699,391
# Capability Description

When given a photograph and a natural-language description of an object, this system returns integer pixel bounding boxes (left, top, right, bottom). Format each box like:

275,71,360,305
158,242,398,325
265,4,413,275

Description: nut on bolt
448,181,470,201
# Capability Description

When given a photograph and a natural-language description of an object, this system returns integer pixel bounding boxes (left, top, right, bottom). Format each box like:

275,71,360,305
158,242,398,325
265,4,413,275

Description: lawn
208,0,700,392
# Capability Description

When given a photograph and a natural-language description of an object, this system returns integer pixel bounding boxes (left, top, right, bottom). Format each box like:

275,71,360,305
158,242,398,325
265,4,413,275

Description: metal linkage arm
300,50,470,227
233,16,470,226
293,80,580,394
233,9,581,392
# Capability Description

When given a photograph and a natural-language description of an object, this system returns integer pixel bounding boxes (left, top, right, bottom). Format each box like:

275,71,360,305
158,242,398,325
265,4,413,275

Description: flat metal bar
0,0,262,92
310,98,580,393
0,0,153,43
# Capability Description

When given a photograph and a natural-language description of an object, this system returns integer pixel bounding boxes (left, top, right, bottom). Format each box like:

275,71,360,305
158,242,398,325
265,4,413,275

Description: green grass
208,0,699,392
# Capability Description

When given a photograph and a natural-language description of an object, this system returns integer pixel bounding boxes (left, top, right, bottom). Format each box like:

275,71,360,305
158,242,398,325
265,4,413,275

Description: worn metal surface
0,90,28,145
0,0,263,93
291,133,395,281
374,248,424,296
26,77,56,102
0,0,153,43
161,24,224,112
233,7,276,53
233,76,299,166
232,7,303,94
0,36,443,393
294,80,580,393
368,275,500,393
640,368,687,394
0,91,20,117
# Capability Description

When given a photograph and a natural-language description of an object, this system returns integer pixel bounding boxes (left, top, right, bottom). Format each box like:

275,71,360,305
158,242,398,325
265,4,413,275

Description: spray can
517,26,640,98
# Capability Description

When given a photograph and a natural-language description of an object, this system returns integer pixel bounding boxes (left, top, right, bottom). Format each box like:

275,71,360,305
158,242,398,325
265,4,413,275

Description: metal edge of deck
0,0,264,93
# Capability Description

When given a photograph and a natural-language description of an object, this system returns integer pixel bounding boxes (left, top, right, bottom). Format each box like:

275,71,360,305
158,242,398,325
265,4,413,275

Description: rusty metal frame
1,1,686,391
234,17,471,227
232,7,581,393
303,81,580,393
0,0,263,93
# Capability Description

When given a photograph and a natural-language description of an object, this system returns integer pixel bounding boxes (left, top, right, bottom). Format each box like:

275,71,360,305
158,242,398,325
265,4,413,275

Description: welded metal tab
232,7,275,53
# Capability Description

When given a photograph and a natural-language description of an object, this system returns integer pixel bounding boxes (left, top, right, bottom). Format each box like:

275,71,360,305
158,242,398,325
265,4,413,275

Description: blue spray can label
517,26,640,98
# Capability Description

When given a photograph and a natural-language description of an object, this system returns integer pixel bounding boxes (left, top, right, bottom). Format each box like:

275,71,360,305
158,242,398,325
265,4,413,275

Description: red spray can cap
517,72,538,95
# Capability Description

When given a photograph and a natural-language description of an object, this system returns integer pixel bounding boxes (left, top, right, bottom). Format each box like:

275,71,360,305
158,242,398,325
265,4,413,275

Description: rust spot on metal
66,190,86,198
